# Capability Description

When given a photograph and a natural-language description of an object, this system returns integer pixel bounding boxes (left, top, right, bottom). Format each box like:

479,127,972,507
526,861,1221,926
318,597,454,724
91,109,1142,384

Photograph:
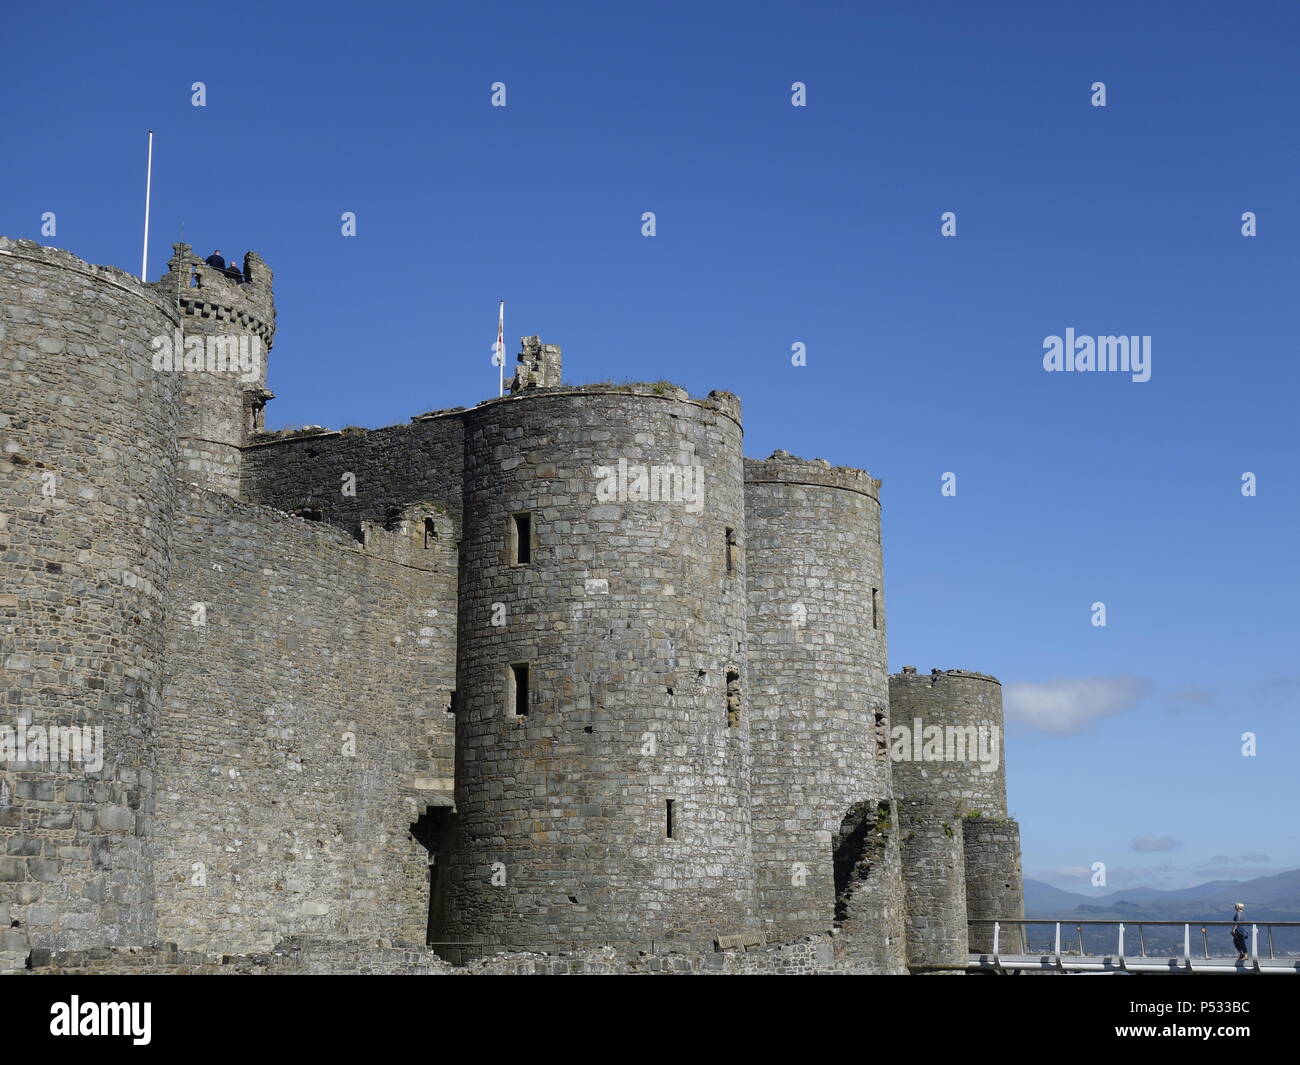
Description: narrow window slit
510,663,529,716
511,512,532,565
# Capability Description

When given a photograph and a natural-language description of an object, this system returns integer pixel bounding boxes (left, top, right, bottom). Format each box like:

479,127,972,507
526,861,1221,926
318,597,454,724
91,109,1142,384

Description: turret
744,451,906,971
890,668,1023,967
434,381,760,959
0,238,183,957
148,244,276,496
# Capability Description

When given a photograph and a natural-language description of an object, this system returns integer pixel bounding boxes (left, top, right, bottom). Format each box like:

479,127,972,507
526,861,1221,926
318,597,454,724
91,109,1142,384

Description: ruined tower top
146,243,278,495
150,242,277,353
507,335,562,393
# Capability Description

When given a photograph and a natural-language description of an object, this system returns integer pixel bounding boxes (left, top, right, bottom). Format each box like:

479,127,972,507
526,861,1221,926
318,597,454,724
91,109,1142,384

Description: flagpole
140,130,154,281
498,299,505,397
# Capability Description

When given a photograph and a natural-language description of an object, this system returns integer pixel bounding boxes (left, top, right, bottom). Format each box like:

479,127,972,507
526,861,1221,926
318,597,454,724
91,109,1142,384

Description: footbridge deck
963,919,1300,974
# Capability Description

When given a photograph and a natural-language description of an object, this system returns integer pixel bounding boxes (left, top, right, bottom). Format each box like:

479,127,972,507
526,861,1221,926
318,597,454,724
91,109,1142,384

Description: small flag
494,300,505,396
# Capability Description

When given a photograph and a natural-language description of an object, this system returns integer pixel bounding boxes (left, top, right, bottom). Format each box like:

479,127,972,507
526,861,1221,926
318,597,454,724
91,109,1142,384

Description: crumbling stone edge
6,932,897,976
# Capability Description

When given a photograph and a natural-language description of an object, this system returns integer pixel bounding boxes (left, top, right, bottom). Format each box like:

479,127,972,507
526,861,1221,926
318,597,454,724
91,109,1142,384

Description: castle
0,238,1023,975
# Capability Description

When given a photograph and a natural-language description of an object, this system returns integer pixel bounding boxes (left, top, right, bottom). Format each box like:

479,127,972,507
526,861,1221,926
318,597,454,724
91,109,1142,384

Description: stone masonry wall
13,931,881,975
241,413,465,539
3,235,1030,976
0,239,182,964
888,669,1008,818
438,386,760,957
743,452,904,971
147,244,277,498
898,797,968,970
151,486,455,953
963,816,1025,953
890,668,1016,961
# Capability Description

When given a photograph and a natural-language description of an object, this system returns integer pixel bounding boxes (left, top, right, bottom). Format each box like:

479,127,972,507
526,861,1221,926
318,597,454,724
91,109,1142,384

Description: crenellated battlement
138,244,279,495
0,237,180,319
744,449,881,499
894,666,1002,686
149,244,276,351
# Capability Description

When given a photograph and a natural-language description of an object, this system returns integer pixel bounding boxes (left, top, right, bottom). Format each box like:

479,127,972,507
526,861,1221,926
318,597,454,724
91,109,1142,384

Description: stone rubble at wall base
10,933,878,976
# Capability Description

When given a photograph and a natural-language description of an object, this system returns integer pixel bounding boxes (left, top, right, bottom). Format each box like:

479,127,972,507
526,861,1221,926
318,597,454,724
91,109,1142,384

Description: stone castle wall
151,488,454,953
897,797,968,970
889,669,1007,818
963,816,1025,953
744,452,905,970
437,387,761,957
18,932,879,976
1,238,1025,974
147,245,277,498
891,669,1017,967
0,239,181,960
242,413,465,538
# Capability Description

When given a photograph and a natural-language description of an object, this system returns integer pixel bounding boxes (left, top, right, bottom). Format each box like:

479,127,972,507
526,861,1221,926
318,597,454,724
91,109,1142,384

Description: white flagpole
140,129,154,281
498,299,505,397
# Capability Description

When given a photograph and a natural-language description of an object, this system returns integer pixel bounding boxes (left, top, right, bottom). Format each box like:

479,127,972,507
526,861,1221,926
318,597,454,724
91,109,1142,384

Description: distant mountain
1025,868,1300,914
1023,879,1092,912
1122,869,1300,907
1098,885,1168,901
1022,869,1300,955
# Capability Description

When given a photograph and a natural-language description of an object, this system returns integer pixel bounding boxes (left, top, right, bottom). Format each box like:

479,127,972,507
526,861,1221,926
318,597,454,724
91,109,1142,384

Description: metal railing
968,919,1300,974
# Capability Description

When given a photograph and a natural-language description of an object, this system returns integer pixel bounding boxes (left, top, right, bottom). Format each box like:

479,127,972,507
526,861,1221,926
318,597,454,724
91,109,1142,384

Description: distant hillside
1023,879,1094,911
1025,868,1300,915
1021,869,1300,955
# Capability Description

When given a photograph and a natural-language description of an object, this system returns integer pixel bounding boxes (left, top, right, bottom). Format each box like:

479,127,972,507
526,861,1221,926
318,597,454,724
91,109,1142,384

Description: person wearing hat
1230,902,1248,961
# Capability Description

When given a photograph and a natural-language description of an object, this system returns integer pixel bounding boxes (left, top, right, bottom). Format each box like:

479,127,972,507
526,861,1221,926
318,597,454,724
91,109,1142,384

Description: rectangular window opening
665,799,676,839
510,663,529,716
871,587,880,630
511,512,532,565
724,527,736,574
726,670,741,728
424,518,437,549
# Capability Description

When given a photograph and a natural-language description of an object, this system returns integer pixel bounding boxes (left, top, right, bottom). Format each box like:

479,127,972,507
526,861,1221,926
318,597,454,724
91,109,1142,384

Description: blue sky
5,0,1297,896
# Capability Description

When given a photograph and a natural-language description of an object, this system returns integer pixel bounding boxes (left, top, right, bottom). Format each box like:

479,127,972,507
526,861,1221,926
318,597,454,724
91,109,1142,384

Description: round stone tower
895,795,968,969
147,244,276,496
890,669,1007,817
744,451,905,971
890,668,1021,967
962,813,1025,954
0,238,182,955
436,383,760,958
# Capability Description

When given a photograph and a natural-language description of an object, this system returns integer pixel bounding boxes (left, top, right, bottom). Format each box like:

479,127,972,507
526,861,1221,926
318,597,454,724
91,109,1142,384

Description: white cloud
1004,676,1150,734
1165,686,1216,710
1193,855,1277,880
1131,835,1182,852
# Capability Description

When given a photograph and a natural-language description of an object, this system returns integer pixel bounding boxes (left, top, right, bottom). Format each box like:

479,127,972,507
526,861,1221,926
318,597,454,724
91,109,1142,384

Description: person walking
1231,902,1248,961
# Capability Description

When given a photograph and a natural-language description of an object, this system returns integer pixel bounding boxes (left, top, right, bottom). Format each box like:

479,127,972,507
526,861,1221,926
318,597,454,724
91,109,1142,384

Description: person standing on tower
204,249,225,270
